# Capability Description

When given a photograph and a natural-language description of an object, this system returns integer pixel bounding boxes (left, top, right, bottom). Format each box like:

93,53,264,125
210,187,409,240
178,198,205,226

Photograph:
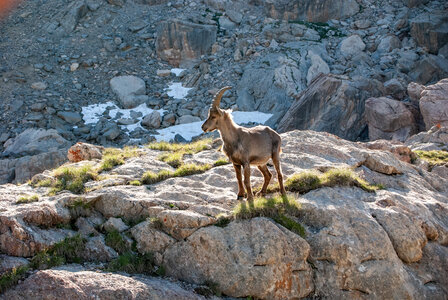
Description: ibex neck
218,116,238,145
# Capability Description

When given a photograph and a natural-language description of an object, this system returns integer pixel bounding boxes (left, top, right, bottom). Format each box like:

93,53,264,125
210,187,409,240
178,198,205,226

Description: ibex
201,86,287,201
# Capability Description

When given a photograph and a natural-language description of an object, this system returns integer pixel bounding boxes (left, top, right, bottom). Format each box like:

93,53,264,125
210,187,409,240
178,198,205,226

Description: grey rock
277,74,384,141
410,11,448,54
102,125,121,141
376,35,401,53
31,82,47,90
102,217,129,233
141,111,161,129
365,97,417,142
236,88,256,111
162,113,176,125
409,55,448,84
156,19,217,66
384,78,405,99
218,16,236,30
131,220,175,254
57,111,82,124
3,128,70,157
178,115,201,124
110,76,146,109
340,35,366,57
0,255,29,274
306,50,330,85
174,134,187,143
59,1,88,33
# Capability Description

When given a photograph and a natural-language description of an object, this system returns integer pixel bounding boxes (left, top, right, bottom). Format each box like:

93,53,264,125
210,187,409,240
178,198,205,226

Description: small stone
340,35,366,57
70,62,79,71
141,111,161,129
31,82,47,90
157,69,171,77
103,217,129,233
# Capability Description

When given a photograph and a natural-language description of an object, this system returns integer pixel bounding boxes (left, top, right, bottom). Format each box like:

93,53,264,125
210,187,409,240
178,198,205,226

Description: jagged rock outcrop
410,10,448,54
256,0,359,22
156,20,217,67
0,130,447,299
406,125,448,151
365,97,417,142
277,74,384,141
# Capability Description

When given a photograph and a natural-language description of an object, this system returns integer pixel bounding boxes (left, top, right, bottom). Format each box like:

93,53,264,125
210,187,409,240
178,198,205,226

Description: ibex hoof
236,196,244,200
255,191,266,197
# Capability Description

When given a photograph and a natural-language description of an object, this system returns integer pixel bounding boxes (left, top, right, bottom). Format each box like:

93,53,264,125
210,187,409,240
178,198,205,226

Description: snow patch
165,82,192,99
81,102,115,125
171,68,185,76
81,102,165,133
154,111,273,142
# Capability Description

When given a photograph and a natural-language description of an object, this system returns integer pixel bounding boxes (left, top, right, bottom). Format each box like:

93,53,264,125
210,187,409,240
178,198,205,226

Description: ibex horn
212,86,232,108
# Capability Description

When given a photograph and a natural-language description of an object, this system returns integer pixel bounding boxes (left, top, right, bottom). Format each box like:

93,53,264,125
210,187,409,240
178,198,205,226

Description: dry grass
414,150,448,168
141,164,211,184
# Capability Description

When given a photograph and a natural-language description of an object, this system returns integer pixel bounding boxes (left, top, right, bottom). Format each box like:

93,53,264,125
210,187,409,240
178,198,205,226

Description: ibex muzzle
202,86,286,201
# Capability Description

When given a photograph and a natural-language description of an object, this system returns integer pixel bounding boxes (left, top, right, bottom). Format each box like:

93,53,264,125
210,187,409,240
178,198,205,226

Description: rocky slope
0,130,447,299
1,0,448,184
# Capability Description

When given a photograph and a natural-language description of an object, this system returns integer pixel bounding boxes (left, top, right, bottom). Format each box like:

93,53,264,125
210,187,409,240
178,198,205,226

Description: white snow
165,82,192,99
81,102,116,124
171,68,185,76
154,111,273,142
81,102,165,133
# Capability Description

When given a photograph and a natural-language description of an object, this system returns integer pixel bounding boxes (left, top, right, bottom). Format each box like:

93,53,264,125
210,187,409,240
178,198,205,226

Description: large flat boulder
1,267,205,299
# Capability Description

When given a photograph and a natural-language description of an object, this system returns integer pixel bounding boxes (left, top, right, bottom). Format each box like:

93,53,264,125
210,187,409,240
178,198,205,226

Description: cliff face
1,130,447,299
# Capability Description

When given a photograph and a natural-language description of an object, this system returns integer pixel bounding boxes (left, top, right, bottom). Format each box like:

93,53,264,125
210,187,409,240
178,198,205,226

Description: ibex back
201,86,287,201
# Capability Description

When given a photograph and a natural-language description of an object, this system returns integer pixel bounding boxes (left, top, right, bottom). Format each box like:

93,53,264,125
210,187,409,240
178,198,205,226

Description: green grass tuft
414,150,448,168
141,164,211,185
213,157,229,166
285,171,322,193
233,195,306,238
16,195,39,204
44,164,98,195
107,252,155,275
105,230,130,255
0,265,29,293
158,151,184,168
98,146,140,172
233,195,301,219
147,138,212,153
173,163,211,177
128,180,142,186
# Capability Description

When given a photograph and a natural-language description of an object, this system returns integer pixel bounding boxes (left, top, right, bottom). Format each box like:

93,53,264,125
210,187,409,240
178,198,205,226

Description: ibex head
201,86,232,132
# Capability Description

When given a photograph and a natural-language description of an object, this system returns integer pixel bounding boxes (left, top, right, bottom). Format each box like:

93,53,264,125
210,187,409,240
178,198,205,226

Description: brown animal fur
201,86,286,201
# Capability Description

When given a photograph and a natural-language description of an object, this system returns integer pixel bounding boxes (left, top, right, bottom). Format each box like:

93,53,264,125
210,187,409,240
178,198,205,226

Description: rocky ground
0,129,447,299
1,0,448,184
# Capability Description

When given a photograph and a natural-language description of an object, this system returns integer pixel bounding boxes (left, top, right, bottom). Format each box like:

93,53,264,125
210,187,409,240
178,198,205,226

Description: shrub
107,252,155,275
105,230,130,254
30,235,86,269
0,265,29,293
